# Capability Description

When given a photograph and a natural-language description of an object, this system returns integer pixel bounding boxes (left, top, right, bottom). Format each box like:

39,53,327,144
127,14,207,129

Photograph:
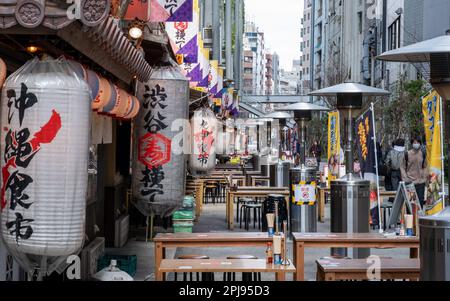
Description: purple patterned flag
150,0,193,22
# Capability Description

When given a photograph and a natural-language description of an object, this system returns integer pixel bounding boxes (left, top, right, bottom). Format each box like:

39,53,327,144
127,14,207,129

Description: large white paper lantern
132,61,189,218
188,108,217,176
0,57,90,274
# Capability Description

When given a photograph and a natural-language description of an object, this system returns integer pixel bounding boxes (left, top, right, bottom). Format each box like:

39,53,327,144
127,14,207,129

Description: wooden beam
56,22,133,84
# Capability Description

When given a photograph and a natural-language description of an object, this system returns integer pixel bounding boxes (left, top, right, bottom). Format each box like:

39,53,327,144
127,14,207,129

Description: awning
0,0,152,83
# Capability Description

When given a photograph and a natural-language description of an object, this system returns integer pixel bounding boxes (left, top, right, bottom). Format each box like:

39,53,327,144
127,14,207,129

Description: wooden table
226,187,290,230
154,232,286,281
292,232,420,281
251,175,271,187
316,258,420,281
159,259,296,281
317,188,397,223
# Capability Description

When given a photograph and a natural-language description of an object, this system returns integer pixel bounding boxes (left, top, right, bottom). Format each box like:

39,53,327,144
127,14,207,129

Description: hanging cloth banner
195,48,210,91
208,60,219,96
356,108,376,177
422,90,445,215
327,111,341,184
150,0,193,22
356,105,382,230
166,0,199,66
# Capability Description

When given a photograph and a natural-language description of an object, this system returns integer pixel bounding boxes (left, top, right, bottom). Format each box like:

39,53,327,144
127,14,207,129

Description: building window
388,16,401,50
357,11,363,34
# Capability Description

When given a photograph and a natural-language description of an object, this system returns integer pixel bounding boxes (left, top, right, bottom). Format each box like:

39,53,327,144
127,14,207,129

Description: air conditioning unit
115,215,129,248
203,27,213,48
80,237,105,280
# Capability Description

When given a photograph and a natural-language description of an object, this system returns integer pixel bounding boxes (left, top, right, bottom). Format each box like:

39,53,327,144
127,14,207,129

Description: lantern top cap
262,112,293,119
377,34,450,62
276,102,330,112
308,83,390,96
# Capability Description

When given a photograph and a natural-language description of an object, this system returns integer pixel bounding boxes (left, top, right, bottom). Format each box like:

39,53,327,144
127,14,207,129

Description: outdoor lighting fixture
377,30,450,281
276,102,330,165
129,26,143,39
308,83,389,258
262,111,294,161
309,83,389,174
128,20,146,40
26,45,39,54
377,30,450,100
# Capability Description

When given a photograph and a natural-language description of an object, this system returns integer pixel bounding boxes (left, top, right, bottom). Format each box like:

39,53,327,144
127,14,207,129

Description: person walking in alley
384,139,406,192
309,140,322,167
400,137,428,207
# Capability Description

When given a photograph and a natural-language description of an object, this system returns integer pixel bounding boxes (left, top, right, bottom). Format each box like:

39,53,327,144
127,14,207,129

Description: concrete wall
422,0,450,39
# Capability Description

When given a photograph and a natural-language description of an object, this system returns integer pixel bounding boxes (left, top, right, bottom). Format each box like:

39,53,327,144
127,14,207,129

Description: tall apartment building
243,22,266,95
265,53,274,95
272,52,281,94
300,0,312,94
199,0,244,89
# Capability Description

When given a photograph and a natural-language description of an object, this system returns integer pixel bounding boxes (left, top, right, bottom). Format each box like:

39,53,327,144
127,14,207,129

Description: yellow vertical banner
422,90,444,214
327,111,341,184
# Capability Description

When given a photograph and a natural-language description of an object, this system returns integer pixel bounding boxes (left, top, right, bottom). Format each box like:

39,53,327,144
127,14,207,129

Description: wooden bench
159,259,296,281
154,232,287,281
316,258,420,281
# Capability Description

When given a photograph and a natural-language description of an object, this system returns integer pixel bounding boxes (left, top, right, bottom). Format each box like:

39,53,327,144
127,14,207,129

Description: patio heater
256,116,277,178
276,102,330,234
262,112,294,187
377,30,450,281
309,83,390,258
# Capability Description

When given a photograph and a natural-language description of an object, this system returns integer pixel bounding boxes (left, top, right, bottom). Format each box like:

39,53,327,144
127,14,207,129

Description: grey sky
244,0,303,71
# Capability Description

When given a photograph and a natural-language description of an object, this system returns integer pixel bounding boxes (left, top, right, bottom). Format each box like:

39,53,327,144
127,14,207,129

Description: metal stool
204,181,218,204
237,198,255,223
223,255,261,281
242,203,262,231
174,255,214,281
381,202,393,230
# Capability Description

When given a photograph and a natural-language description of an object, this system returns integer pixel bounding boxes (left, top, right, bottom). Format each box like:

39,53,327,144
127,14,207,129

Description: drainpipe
225,0,233,80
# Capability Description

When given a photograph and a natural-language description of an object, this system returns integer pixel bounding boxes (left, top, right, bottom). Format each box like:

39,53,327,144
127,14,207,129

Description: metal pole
371,102,383,232
345,109,354,174
439,97,445,208
234,0,242,90
256,124,260,153
279,120,285,160
212,0,221,61
225,0,233,80
297,119,307,165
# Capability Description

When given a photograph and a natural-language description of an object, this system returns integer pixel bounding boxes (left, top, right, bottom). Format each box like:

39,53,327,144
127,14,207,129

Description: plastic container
173,210,194,220
173,221,194,233
97,255,137,277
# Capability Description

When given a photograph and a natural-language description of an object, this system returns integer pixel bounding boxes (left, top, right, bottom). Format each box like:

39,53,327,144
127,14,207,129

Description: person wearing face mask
400,137,428,206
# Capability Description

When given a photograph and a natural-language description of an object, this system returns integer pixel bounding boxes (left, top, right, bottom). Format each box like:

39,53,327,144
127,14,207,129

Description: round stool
237,198,255,224
243,203,262,231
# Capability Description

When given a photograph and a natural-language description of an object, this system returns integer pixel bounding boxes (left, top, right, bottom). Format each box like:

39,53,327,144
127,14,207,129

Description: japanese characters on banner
356,108,376,177
166,0,199,78
327,111,341,183
150,0,193,22
0,58,90,273
422,90,444,214
189,108,217,175
133,62,189,218
356,107,379,226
